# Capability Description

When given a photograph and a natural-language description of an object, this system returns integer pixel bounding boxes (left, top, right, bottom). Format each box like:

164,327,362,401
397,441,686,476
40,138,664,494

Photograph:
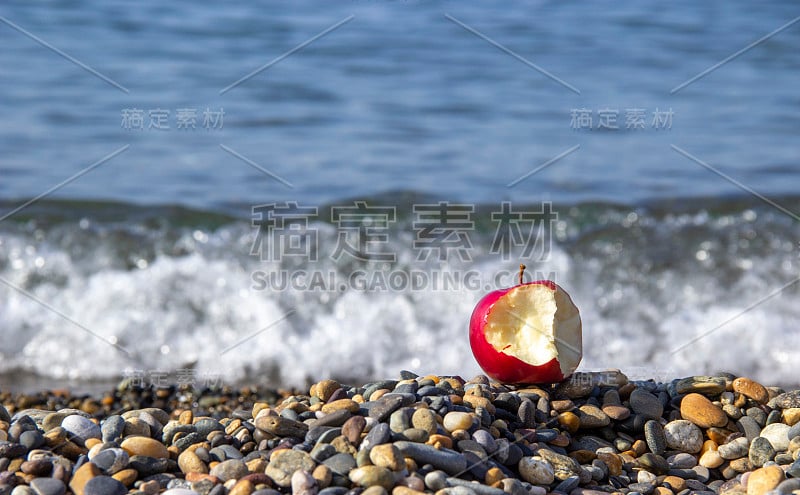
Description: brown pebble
597,452,622,476
179,449,208,474
120,436,169,459
732,377,768,404
179,410,193,425
662,475,686,492
313,464,333,488
463,395,496,414
426,434,453,449
707,427,733,445
602,405,631,421
730,457,753,472
313,379,341,401
369,444,404,471
84,438,101,450
551,400,575,412
139,480,160,495
321,399,360,414
246,458,266,474
782,408,800,426
112,468,138,486
551,433,571,447
186,472,220,483
484,467,504,485
393,485,427,495
569,449,597,464
680,393,728,428
20,460,52,476
69,461,100,495
558,411,580,433
343,415,367,445
747,465,784,495
229,479,255,495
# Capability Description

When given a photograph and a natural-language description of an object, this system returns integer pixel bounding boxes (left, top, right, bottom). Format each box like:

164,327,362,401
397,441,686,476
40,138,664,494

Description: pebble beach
2,371,800,495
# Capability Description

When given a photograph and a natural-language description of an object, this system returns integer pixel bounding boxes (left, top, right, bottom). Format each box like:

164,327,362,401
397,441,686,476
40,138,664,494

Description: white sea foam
1,212,798,387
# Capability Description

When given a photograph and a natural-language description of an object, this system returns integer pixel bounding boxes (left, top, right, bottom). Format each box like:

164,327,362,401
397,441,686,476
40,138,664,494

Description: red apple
469,266,582,384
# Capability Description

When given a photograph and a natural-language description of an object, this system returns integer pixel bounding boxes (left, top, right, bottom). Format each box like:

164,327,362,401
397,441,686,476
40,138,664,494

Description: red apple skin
469,280,570,384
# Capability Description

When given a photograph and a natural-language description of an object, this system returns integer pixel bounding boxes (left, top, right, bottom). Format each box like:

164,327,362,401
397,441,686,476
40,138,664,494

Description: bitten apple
469,265,582,384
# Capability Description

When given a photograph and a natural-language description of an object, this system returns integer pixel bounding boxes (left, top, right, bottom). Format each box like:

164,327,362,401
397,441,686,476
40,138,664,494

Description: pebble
775,478,800,495
69,460,101,495
91,447,129,474
630,389,663,420
349,466,395,491
787,458,800,478
322,453,356,475
255,416,308,438
638,453,670,475
178,450,208,475
644,420,667,455
719,437,751,460
577,405,610,428
394,441,467,475
782,408,800,426
518,457,554,485
369,396,405,422
120,436,169,459
266,450,316,487
732,378,769,404
748,437,776,467
292,470,318,495
680,393,728,428
537,448,581,480
674,376,727,395
746,465,784,495
60,415,101,447
411,408,438,435
760,423,790,451
737,416,763,442
342,416,366,445
29,478,65,495
7,372,800,495
663,420,703,453
443,412,473,432
82,476,128,495
369,444,404,471
209,459,248,482
668,452,697,468
770,390,800,409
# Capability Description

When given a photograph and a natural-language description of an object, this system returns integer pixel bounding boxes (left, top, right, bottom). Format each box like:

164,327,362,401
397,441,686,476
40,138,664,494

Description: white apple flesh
469,274,582,384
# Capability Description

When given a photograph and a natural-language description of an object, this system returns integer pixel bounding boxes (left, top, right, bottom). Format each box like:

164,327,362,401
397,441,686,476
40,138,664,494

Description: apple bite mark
483,284,560,367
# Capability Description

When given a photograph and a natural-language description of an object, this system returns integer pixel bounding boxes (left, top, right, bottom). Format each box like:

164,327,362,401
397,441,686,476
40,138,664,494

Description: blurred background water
1,0,799,390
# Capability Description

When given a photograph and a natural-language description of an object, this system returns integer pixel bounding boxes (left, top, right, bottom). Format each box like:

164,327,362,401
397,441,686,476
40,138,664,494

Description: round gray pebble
83,476,127,495
29,478,66,495
60,415,101,447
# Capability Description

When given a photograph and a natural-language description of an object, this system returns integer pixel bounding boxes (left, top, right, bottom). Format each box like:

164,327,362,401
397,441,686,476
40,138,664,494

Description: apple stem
519,264,526,285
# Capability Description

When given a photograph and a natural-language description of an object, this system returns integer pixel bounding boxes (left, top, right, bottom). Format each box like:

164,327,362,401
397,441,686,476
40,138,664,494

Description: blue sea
1,0,799,390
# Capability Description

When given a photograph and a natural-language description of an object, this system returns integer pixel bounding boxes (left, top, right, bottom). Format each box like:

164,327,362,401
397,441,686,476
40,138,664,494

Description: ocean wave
1,196,798,387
